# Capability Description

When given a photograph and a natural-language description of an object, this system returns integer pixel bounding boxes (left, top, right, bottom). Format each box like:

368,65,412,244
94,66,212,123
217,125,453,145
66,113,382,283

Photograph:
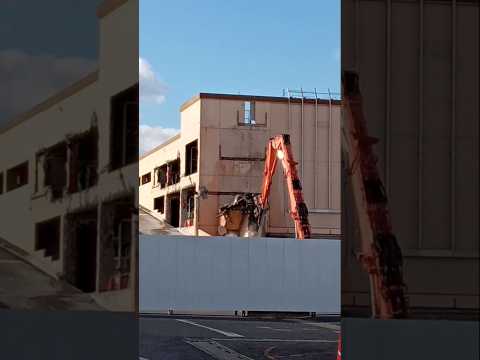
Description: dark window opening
154,196,165,213
166,158,180,186
6,161,28,192
35,217,61,261
141,172,151,185
168,193,180,227
42,142,67,200
185,140,198,176
155,164,168,189
68,128,98,194
181,187,196,227
110,84,139,170
0,172,3,194
64,209,98,293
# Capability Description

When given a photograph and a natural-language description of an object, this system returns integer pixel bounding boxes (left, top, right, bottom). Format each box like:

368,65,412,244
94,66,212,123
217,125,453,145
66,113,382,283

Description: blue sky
0,0,99,125
139,0,340,153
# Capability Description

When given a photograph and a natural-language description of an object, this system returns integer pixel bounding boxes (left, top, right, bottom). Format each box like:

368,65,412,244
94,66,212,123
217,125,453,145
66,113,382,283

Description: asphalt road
140,315,340,360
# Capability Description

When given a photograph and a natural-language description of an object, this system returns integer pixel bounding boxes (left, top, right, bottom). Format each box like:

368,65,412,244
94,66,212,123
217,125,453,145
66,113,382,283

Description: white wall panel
140,235,340,314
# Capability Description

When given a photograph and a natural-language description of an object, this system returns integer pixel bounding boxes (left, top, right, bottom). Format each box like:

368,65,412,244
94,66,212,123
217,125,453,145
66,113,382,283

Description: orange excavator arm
342,70,408,319
337,70,409,360
258,134,312,240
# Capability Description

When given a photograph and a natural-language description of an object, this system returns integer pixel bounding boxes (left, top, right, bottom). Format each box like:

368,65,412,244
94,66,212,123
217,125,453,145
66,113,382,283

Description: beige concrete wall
139,100,201,228
197,97,341,237
139,95,341,237
342,0,479,310
0,78,99,255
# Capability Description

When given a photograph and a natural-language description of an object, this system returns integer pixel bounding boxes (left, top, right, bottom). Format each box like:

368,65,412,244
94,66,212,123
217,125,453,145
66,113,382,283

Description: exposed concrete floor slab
0,247,103,311
139,207,182,235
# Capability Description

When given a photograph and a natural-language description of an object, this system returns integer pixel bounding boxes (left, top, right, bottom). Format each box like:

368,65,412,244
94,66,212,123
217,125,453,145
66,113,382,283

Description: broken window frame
99,196,136,293
39,142,68,200
6,161,28,192
241,101,256,125
113,219,132,288
67,127,99,194
109,84,139,171
166,158,181,186
185,139,198,176
154,164,168,189
181,187,196,227
236,101,268,127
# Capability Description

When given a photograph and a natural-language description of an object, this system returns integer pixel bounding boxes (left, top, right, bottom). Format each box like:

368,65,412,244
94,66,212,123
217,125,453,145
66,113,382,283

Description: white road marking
257,326,292,332
294,321,341,331
212,338,337,343
139,357,149,360
176,319,244,338
185,339,254,360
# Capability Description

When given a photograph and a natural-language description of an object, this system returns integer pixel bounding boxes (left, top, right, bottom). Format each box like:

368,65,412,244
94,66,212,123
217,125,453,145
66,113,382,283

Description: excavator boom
217,134,311,239
337,70,409,360
342,70,408,319
259,134,311,239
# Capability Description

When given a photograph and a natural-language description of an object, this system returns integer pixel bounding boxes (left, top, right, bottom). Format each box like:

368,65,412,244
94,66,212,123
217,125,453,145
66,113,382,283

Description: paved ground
0,247,102,311
140,315,340,359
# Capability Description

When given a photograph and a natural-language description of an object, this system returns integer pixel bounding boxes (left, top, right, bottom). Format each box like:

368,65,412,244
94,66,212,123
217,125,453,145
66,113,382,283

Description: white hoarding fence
140,235,340,314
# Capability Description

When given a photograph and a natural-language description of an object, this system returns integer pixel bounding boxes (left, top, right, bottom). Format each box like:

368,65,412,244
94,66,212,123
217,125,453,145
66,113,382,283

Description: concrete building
0,0,138,311
342,0,479,315
139,93,342,238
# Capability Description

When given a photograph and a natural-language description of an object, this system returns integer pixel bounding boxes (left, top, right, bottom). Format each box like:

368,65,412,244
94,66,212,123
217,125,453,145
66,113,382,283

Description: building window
64,209,98,293
182,187,196,227
68,128,99,194
98,196,136,292
242,101,255,125
0,172,3,194
110,84,139,171
112,219,132,290
6,161,28,192
167,192,181,227
141,172,151,185
166,158,180,186
42,142,68,200
154,196,165,213
185,140,198,176
154,165,168,188
35,217,61,261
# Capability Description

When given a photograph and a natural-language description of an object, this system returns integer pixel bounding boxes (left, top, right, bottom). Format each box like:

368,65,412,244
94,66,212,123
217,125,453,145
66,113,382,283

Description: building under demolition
139,92,342,238
0,0,138,311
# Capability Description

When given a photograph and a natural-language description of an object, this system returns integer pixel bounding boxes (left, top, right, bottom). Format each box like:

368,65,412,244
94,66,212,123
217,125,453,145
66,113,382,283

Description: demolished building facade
139,93,342,238
0,0,138,311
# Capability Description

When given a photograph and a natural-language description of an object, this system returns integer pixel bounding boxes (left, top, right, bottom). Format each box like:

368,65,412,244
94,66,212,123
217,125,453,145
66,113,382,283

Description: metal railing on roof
282,88,341,101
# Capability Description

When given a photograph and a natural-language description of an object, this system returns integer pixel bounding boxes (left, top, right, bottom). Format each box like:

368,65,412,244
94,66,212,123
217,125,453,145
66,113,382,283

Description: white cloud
139,57,167,104
0,49,97,123
139,124,179,155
